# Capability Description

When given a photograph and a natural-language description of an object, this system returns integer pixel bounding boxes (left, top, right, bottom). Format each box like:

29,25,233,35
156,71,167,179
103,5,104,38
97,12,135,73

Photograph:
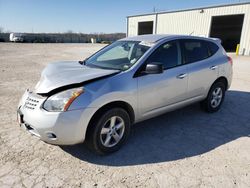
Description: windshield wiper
79,59,122,71
87,63,121,71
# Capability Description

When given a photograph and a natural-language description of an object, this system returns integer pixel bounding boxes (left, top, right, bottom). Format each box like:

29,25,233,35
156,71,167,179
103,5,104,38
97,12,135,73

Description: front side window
146,40,181,69
86,41,151,70
181,39,210,64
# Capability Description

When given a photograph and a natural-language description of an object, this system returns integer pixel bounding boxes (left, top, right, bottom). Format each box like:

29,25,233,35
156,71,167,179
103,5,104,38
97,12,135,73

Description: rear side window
181,39,210,64
207,41,219,56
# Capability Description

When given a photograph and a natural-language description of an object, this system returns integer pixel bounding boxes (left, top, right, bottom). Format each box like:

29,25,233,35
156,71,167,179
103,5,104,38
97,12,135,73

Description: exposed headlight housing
43,87,84,112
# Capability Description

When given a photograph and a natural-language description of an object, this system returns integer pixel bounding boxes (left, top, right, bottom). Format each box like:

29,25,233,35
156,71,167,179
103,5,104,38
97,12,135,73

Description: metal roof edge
127,1,250,18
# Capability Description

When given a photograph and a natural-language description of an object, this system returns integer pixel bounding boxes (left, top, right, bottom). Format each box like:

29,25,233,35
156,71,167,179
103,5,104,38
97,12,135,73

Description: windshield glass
85,41,151,70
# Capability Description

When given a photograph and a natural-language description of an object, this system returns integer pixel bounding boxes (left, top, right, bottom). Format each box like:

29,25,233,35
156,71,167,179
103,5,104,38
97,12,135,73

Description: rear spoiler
209,38,222,44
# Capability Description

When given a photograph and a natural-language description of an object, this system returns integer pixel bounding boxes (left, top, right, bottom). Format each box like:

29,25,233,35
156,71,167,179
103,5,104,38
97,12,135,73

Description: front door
137,40,188,118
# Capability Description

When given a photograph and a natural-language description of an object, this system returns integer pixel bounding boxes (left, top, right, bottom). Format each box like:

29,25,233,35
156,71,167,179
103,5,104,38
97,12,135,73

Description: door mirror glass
145,63,164,74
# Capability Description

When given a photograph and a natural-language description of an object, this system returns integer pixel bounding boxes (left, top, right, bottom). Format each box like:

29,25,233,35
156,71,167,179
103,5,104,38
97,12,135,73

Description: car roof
119,34,175,43
119,34,221,44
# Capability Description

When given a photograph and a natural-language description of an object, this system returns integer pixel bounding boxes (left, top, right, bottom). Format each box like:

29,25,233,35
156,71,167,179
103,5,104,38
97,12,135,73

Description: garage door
209,14,244,52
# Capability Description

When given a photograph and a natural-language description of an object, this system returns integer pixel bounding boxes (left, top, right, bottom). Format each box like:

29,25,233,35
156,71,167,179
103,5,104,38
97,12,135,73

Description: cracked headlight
43,87,84,112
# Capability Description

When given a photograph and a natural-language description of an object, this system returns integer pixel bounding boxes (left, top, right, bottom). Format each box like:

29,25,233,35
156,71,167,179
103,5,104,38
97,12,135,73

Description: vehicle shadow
61,90,250,166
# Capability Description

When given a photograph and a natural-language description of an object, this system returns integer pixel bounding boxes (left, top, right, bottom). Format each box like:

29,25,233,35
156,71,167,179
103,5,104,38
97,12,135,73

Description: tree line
0,32,126,43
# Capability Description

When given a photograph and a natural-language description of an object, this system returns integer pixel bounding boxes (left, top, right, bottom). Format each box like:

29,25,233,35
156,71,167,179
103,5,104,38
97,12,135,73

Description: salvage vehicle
17,35,233,154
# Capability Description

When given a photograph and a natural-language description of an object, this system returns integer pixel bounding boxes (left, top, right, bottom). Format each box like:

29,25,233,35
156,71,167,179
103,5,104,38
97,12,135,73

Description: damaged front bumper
17,90,96,145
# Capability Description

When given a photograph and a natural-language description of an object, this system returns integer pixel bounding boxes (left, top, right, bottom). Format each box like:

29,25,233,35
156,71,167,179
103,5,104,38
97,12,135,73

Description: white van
9,33,24,42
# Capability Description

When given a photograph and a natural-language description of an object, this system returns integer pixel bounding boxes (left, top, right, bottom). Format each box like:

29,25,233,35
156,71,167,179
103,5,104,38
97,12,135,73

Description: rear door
180,39,219,99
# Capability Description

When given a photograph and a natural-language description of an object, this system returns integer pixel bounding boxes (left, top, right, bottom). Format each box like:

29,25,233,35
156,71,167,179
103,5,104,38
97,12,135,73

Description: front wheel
201,82,226,113
86,108,131,155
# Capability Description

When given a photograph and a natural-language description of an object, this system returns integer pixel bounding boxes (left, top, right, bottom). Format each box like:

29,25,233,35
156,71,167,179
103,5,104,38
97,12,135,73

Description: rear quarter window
207,41,219,56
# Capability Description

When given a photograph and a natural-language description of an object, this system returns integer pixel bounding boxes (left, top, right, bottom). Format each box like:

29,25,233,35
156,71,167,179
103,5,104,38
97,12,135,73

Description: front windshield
85,41,151,70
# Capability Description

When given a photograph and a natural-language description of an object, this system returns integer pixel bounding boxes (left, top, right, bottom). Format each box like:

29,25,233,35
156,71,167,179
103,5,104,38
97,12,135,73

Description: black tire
85,108,131,155
201,81,226,113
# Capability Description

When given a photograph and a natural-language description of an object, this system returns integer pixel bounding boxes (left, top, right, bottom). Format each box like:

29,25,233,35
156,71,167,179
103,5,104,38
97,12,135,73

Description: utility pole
153,6,156,13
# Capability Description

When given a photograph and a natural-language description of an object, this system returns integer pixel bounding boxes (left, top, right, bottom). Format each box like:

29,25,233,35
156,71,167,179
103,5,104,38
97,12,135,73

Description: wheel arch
201,76,228,113
85,101,135,139
204,76,228,100
213,76,228,90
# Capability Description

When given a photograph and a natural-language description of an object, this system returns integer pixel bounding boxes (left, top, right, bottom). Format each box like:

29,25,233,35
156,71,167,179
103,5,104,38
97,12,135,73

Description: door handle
210,65,218,70
176,73,187,79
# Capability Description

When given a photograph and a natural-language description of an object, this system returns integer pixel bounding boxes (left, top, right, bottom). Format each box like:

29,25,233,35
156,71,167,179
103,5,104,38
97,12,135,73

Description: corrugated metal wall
127,15,157,36
127,4,250,55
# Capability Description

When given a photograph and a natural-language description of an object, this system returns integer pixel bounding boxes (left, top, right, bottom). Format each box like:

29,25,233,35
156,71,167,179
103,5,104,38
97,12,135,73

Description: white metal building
127,2,250,55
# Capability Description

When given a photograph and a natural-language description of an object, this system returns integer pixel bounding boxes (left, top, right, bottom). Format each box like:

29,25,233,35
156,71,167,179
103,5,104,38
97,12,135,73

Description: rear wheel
86,108,131,155
201,82,226,113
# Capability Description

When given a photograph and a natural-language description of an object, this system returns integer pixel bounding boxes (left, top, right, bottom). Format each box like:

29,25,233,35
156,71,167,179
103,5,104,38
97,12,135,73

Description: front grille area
24,96,40,110
24,123,41,138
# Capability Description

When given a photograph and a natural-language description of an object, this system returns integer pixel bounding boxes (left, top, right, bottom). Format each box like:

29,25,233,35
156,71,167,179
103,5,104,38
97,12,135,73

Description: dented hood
35,61,120,94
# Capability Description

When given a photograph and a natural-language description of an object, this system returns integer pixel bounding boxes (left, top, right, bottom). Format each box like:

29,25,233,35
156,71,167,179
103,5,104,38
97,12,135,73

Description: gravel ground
0,43,249,188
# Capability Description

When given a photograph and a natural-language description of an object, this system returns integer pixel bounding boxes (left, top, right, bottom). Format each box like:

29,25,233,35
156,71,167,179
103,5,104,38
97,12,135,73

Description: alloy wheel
211,87,223,108
100,116,125,147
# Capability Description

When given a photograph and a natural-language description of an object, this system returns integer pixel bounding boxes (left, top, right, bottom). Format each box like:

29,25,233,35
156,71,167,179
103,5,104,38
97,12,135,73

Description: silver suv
17,35,233,154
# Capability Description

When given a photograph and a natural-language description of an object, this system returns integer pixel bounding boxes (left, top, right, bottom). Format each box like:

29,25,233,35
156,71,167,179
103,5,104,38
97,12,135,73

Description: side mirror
145,63,164,74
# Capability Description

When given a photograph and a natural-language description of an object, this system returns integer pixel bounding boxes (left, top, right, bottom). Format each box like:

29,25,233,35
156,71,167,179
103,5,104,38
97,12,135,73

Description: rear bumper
17,90,97,145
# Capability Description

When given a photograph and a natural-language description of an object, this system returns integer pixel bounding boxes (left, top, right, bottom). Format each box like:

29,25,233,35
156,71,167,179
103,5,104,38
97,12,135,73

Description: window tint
147,41,181,69
207,41,219,56
181,40,209,64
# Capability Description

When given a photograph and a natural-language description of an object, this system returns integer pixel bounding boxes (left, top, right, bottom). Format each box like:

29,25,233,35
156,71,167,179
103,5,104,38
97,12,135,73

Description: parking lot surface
0,43,249,188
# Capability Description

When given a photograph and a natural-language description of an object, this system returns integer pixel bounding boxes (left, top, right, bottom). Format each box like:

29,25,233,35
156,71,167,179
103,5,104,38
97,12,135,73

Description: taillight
227,56,233,66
